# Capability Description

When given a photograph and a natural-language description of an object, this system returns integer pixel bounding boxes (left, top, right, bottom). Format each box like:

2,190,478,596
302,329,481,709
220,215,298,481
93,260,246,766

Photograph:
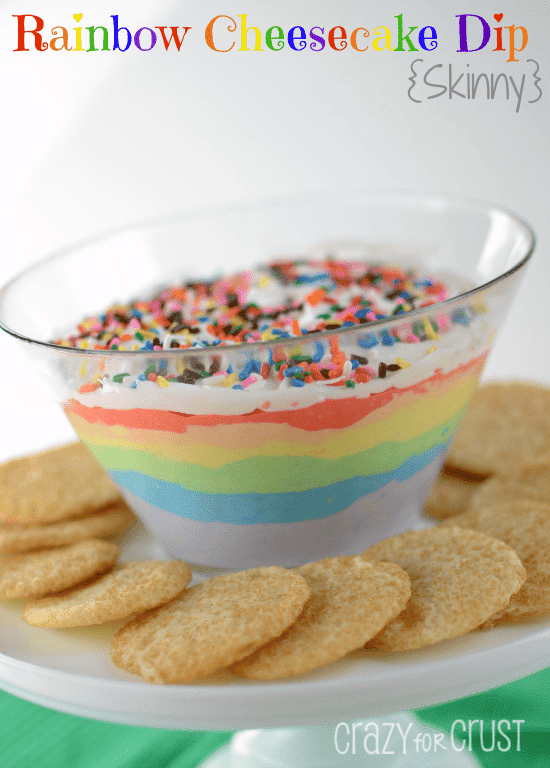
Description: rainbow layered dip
0,195,533,568
58,254,491,567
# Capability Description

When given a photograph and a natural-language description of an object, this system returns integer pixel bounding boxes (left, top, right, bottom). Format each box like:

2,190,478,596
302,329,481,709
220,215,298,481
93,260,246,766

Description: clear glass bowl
0,193,534,568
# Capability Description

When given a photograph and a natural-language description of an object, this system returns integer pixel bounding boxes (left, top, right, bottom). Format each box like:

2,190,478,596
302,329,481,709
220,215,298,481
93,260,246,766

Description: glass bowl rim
0,190,536,359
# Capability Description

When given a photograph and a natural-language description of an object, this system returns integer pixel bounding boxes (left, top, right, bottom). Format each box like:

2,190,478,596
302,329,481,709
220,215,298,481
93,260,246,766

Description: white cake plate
1,522,548,768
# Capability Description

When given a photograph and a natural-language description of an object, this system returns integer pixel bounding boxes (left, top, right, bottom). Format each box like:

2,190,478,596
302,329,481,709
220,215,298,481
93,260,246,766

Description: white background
0,0,548,461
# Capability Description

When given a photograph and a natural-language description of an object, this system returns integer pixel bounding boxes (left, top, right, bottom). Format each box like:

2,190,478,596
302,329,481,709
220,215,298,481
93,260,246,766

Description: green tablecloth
1,669,549,767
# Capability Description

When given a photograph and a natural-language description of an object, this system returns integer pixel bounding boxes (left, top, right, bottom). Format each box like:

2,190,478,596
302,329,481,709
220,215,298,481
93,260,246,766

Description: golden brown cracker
446,382,550,477
423,470,483,521
22,560,192,627
362,527,525,651
0,539,119,599
0,504,135,554
468,460,550,514
0,442,122,524
230,556,410,679
441,501,550,625
111,566,311,684
442,464,491,483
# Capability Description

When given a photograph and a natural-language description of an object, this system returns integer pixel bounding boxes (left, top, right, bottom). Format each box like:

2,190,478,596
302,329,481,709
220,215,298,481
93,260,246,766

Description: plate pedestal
200,713,479,767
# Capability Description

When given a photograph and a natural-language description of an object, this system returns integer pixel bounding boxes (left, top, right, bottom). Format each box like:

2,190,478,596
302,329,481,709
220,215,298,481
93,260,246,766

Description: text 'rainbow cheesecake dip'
56,248,491,567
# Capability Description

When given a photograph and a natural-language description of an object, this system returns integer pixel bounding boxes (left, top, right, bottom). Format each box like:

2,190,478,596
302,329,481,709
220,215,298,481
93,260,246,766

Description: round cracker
468,460,550,515
0,504,136,554
22,560,192,627
441,501,550,625
111,566,311,684
229,556,410,679
0,539,119,599
362,527,525,651
446,382,550,477
423,471,483,521
0,442,122,525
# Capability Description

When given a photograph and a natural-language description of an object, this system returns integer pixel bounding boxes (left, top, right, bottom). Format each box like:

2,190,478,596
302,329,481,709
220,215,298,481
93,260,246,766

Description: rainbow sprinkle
58,258,480,392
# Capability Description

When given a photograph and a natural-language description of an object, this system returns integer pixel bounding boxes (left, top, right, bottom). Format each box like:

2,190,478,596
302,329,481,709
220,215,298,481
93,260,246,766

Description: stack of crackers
1,381,550,685
0,443,192,628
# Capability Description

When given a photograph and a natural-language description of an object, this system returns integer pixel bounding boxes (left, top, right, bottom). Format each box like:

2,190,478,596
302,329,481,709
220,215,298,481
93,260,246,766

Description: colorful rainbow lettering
13,13,529,62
